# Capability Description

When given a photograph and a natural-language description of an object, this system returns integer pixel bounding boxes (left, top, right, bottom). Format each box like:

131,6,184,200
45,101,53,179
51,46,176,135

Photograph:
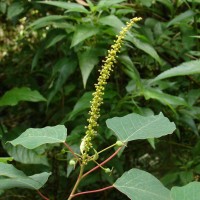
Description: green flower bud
104,168,112,173
115,141,124,147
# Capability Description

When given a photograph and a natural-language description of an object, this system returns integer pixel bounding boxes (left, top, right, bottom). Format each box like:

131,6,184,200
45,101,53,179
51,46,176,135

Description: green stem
97,143,117,155
68,165,85,200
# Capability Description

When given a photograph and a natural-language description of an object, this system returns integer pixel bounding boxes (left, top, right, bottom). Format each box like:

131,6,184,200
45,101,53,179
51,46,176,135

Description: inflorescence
80,17,142,164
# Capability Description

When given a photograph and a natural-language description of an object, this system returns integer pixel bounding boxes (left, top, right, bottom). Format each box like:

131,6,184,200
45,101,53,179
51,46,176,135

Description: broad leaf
171,182,200,200
9,125,67,149
114,168,170,200
97,0,126,9
152,60,200,82
71,25,99,47
0,87,46,107
38,1,89,13
106,113,175,142
7,2,24,19
0,163,50,190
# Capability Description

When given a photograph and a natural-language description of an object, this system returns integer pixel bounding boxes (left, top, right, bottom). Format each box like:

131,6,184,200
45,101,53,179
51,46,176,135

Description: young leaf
0,157,13,163
0,163,51,190
171,182,200,200
0,87,46,107
114,168,170,200
9,125,67,149
106,113,175,142
152,60,200,82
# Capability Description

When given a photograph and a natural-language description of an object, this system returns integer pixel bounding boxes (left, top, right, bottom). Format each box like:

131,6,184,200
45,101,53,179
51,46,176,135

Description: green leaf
45,33,66,49
69,92,93,120
114,168,170,200
97,0,126,9
71,25,99,47
167,10,195,27
127,36,163,65
9,125,67,149
0,163,51,190
3,143,48,166
38,1,89,13
143,88,187,106
0,87,46,107
29,15,68,30
171,182,200,200
48,58,77,105
152,60,200,82
78,48,100,88
106,113,175,142
7,2,24,19
99,15,125,29
0,157,13,163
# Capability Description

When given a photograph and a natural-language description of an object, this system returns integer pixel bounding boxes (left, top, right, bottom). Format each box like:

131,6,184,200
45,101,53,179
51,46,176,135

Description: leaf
143,87,187,106
152,60,200,82
171,182,200,200
71,25,99,47
29,15,68,30
99,15,125,29
106,112,175,142
0,87,46,107
78,47,101,88
167,10,195,27
127,36,163,65
114,168,170,200
38,1,89,13
48,58,77,105
3,143,49,166
45,33,66,49
0,163,50,190
0,157,13,163
7,2,24,19
9,125,67,149
97,0,126,9
69,92,93,120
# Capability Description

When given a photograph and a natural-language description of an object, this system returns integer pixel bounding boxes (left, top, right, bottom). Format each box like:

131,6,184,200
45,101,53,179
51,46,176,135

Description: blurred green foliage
1,0,200,199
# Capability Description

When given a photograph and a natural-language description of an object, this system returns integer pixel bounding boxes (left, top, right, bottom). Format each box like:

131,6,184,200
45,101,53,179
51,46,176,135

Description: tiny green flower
81,17,142,164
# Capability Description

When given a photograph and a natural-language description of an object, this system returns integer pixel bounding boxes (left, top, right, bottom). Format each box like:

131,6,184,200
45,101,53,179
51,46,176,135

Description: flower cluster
81,17,142,164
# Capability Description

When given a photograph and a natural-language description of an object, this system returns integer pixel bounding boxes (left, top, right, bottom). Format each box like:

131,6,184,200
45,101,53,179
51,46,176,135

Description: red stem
71,185,114,198
63,142,81,164
37,190,50,200
82,147,122,178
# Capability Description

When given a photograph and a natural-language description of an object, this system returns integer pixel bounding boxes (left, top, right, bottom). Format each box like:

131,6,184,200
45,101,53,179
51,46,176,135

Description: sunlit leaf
106,113,175,142
0,87,46,107
0,157,13,163
9,125,67,149
0,163,51,190
114,168,170,200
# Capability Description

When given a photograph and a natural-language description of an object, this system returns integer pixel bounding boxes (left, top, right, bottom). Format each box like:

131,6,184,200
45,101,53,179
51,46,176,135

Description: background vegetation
1,0,200,199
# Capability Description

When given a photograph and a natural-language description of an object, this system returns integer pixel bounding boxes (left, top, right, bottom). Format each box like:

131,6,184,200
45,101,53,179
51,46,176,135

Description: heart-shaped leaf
114,168,170,200
106,113,175,142
9,125,67,149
